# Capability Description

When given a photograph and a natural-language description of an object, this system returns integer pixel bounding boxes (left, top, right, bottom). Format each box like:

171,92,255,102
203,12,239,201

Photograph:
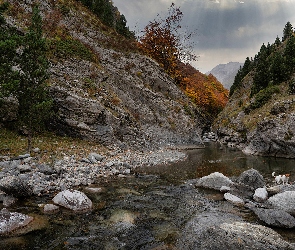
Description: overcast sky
112,0,295,73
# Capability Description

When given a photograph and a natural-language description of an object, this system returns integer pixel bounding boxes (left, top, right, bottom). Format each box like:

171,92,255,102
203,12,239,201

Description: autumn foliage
179,63,229,116
138,3,196,79
138,3,228,116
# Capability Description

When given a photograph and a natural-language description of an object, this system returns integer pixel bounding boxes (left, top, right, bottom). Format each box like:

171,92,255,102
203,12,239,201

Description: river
1,142,295,249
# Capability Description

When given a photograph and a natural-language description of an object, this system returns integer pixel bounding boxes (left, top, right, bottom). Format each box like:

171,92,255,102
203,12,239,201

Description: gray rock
2,195,18,207
177,211,294,250
36,164,55,175
88,153,104,163
252,208,295,228
17,164,32,173
52,189,92,212
0,176,33,197
253,187,268,202
196,172,233,190
268,191,295,215
220,186,231,192
267,184,295,195
224,192,244,206
43,204,60,214
0,208,33,235
237,168,265,190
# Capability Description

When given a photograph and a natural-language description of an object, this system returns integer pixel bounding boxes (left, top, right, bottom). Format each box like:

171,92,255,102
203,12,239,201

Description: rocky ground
0,146,187,199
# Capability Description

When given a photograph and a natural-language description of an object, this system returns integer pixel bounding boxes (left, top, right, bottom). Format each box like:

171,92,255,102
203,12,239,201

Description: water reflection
137,142,295,184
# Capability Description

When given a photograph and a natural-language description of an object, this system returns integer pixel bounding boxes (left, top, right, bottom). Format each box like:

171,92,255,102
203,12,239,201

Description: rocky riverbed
1,145,295,249
0,147,187,198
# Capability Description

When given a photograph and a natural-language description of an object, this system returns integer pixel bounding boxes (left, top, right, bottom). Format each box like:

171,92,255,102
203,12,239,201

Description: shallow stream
1,142,295,249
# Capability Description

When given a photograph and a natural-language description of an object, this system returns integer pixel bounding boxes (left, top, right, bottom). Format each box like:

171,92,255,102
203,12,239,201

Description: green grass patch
0,128,106,163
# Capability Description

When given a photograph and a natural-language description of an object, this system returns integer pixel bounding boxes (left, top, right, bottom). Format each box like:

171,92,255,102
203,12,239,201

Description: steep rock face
3,0,204,149
213,71,295,158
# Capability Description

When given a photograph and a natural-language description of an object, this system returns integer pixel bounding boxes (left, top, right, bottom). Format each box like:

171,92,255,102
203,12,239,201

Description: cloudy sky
112,0,295,73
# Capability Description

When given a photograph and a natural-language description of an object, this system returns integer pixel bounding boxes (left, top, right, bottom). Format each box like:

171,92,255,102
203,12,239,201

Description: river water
1,142,295,249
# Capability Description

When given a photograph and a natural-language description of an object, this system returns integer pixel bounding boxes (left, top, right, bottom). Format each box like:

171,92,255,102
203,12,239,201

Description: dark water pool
1,142,295,249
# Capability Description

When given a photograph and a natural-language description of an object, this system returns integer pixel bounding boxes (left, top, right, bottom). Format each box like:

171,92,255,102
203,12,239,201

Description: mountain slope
1,0,205,150
206,62,243,90
213,33,295,158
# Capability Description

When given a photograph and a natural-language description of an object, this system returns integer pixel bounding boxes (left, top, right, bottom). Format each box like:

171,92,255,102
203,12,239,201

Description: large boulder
177,211,295,249
196,172,233,190
267,191,295,215
251,208,295,228
0,176,33,197
52,189,92,212
237,168,265,190
0,208,33,235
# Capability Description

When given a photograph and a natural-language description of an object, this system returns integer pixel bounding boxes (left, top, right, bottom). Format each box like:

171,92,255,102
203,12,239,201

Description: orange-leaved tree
138,3,197,79
179,63,229,117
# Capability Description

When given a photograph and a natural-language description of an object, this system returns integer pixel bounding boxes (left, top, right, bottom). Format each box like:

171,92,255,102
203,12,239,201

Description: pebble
0,149,186,196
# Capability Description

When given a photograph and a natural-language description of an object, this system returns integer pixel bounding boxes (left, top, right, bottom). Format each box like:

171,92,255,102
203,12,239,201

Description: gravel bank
0,148,187,197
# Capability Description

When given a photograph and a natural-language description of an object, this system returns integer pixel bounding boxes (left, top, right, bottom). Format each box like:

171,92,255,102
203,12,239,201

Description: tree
138,3,197,79
17,6,54,152
282,21,293,42
0,2,20,99
284,34,295,76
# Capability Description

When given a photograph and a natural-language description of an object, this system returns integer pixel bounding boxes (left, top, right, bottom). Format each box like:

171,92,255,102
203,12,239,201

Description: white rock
196,172,233,190
52,189,92,212
253,187,268,202
224,193,245,206
0,208,33,235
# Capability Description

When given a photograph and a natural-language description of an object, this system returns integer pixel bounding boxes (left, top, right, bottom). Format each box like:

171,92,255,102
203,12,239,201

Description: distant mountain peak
206,62,243,89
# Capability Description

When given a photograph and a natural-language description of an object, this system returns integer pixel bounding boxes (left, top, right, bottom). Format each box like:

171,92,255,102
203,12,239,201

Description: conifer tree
284,34,295,75
17,5,53,152
0,2,20,98
282,21,293,42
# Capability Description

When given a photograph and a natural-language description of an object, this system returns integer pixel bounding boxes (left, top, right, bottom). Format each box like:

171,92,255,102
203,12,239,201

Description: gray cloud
112,0,295,72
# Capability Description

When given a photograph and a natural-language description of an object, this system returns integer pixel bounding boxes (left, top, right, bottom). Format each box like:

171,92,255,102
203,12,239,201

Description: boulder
0,176,33,197
196,172,233,190
253,187,268,202
0,208,33,235
224,193,244,206
237,168,265,190
267,191,295,215
267,184,295,196
43,204,60,214
177,211,294,250
88,153,105,163
252,208,295,228
52,189,92,212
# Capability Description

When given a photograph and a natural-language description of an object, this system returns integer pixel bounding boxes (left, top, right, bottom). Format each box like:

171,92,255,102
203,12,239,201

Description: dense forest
229,22,295,112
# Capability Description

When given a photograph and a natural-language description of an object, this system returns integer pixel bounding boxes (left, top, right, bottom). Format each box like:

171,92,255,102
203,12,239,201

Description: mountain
212,31,295,158
0,0,206,150
206,62,243,90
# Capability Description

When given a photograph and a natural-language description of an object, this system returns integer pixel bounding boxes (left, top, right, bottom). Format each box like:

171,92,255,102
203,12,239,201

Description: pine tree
284,34,295,76
0,2,20,99
282,22,293,42
17,5,53,152
270,52,287,84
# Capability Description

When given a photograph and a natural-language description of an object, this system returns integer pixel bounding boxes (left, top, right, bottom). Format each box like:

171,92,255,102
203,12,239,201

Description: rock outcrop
1,0,204,150
177,211,294,250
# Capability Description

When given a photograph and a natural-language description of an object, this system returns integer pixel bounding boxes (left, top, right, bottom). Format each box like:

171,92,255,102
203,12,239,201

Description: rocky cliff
2,0,204,150
213,72,295,158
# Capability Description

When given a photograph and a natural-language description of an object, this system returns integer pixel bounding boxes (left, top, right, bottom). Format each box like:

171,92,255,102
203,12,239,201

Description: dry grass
0,128,107,163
